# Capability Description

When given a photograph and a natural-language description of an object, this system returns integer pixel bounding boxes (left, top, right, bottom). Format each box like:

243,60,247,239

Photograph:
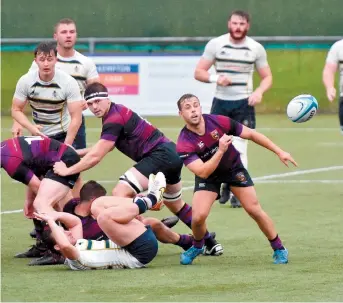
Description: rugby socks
269,234,285,251
176,203,192,228
176,204,213,242
175,234,193,250
193,238,205,249
133,194,157,214
33,218,45,240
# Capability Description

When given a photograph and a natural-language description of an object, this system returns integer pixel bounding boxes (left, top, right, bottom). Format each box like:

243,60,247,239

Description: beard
229,28,248,41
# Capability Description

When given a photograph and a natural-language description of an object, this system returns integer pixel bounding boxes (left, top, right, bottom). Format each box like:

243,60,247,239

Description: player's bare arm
34,211,82,260
248,65,273,106
65,101,83,145
11,120,23,137
322,62,337,102
185,134,233,178
53,139,114,176
194,58,231,86
11,98,45,137
239,126,298,167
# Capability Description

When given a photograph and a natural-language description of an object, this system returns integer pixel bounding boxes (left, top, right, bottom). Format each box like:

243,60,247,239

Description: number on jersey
24,136,44,145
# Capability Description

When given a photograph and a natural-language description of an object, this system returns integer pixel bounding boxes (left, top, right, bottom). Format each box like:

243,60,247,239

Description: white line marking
252,166,343,181
1,209,23,214
3,166,343,215
83,127,339,132
318,142,343,146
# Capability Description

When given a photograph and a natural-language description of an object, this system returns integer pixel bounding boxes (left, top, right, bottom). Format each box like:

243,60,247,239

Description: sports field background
1,115,342,302
0,50,340,115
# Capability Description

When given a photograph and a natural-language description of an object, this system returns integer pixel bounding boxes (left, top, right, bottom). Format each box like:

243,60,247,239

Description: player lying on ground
53,82,223,256
33,172,166,270
176,94,298,265
23,180,190,266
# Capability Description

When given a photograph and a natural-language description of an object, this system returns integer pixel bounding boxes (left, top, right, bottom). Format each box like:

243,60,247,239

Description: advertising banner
84,55,216,116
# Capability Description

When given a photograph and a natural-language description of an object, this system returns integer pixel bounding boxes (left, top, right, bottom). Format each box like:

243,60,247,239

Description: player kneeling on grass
176,94,298,265
33,172,166,270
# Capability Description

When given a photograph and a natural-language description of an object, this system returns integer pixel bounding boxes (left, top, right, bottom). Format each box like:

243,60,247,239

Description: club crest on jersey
198,141,205,149
235,172,247,183
210,130,219,140
52,91,57,98
75,65,79,72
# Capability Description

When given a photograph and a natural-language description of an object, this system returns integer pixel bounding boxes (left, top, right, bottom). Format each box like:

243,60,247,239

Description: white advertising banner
84,55,216,116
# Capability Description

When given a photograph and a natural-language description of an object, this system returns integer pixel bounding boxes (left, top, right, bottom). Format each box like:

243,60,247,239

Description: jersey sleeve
217,115,243,136
176,135,200,166
28,61,38,72
202,38,217,62
13,75,29,101
326,42,340,64
66,77,82,103
86,59,99,80
255,44,269,69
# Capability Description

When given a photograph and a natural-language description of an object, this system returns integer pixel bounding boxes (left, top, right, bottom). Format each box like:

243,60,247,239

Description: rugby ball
286,94,318,123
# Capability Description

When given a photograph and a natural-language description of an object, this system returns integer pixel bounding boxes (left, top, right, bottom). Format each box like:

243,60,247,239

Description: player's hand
12,121,23,137
218,134,233,153
24,201,35,219
30,125,46,137
248,89,263,106
33,212,54,222
277,151,298,167
82,101,88,111
217,75,232,86
53,161,69,176
326,87,336,102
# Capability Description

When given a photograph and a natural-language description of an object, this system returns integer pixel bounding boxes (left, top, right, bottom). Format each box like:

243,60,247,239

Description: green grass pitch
1,115,342,301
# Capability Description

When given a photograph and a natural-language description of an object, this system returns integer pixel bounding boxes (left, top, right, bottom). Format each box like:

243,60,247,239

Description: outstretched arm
53,139,115,176
239,126,298,167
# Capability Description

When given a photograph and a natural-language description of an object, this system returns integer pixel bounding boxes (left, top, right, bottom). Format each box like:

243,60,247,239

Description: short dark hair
80,180,107,202
54,18,76,33
34,41,57,57
229,10,250,23
177,93,199,111
84,82,108,101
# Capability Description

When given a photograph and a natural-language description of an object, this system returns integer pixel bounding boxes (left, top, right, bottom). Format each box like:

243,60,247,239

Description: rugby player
13,18,99,148
11,41,83,147
31,179,192,266
33,172,166,270
323,38,343,134
53,82,223,256
194,10,273,206
1,135,80,261
176,94,297,265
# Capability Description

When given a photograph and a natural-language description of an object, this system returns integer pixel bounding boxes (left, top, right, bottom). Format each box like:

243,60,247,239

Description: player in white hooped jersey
33,172,166,270
12,42,83,145
20,18,100,149
323,39,343,134
194,10,273,206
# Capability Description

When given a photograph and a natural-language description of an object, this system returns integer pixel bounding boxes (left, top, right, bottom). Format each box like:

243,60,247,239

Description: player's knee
90,198,103,218
243,199,263,218
112,185,136,198
143,217,163,232
192,211,208,226
97,210,112,227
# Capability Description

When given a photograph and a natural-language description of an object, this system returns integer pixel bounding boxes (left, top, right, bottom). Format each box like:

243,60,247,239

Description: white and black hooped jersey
14,69,82,136
326,39,343,97
29,50,99,96
65,239,145,270
202,34,269,101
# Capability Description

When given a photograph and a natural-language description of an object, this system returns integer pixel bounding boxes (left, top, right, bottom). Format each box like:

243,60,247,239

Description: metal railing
2,36,342,54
